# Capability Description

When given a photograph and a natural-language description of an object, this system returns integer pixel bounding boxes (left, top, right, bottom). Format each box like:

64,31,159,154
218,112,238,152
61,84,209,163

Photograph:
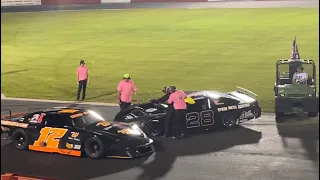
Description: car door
185,97,215,132
28,113,81,157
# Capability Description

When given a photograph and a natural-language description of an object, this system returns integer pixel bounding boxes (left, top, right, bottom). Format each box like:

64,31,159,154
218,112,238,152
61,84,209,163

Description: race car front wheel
83,137,105,159
11,128,29,150
143,121,163,137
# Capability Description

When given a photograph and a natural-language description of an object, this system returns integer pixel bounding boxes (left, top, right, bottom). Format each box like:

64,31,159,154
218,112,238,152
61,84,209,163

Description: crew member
76,60,89,101
292,65,309,84
150,86,171,103
167,85,188,139
150,86,173,137
117,73,139,111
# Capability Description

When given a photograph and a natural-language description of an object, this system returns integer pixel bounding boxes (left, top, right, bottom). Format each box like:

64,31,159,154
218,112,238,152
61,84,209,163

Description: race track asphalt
1,0,319,179
1,99,319,180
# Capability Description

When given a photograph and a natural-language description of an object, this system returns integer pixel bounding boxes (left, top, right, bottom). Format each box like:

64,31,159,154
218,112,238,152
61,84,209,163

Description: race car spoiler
236,86,258,99
1,109,13,120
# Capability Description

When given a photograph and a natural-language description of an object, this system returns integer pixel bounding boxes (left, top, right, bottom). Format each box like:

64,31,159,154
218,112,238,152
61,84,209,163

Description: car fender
141,119,160,128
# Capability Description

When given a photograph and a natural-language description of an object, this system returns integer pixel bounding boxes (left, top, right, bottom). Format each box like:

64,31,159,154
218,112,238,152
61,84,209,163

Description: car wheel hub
223,117,234,127
17,137,24,146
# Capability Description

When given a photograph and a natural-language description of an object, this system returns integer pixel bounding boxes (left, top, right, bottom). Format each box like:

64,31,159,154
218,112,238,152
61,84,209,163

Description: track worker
151,86,173,137
167,85,188,139
76,60,89,101
117,73,139,111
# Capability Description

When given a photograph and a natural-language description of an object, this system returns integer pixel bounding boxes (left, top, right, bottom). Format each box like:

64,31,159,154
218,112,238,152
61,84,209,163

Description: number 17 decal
33,127,68,148
186,110,215,129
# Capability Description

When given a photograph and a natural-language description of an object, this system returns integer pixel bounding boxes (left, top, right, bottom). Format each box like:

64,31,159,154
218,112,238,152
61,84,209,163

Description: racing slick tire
253,106,262,119
220,112,237,130
143,121,163,137
11,128,29,150
307,112,318,117
83,137,106,159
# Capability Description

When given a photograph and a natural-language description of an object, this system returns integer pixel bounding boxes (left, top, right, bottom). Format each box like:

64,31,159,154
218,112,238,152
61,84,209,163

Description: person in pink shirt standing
76,60,89,101
117,73,139,111
167,85,188,139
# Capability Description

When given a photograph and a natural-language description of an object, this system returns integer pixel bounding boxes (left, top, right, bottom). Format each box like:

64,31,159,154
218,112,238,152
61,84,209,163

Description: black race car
1,107,154,159
114,88,262,137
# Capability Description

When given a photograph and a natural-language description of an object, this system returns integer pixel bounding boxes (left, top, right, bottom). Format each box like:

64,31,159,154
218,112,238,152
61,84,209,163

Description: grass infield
1,8,319,112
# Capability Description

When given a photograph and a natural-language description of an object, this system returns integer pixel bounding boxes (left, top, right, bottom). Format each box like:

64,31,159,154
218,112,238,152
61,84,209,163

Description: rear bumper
275,97,319,113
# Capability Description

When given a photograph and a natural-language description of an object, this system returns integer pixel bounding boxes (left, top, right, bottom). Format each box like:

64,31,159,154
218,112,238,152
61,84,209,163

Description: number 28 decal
33,127,68,148
186,110,215,129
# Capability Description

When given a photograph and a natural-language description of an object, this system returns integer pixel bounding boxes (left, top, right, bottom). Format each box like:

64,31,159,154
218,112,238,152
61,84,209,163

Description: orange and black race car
1,107,154,159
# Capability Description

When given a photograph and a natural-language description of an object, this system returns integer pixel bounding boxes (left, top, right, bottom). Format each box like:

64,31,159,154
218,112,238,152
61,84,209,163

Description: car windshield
278,62,314,78
74,110,106,127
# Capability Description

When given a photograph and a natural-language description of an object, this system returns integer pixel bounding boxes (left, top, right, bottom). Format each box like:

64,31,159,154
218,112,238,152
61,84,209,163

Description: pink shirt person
76,66,88,81
168,90,187,110
117,80,137,103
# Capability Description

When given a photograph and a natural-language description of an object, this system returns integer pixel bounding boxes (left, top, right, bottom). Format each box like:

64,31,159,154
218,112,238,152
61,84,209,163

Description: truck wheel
83,137,105,159
307,112,318,117
11,129,29,150
143,121,163,137
220,113,236,130
275,112,285,123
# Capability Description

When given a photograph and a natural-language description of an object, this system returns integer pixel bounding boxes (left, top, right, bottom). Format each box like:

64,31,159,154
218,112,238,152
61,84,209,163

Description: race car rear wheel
220,113,236,130
83,137,105,159
11,129,29,150
143,121,163,137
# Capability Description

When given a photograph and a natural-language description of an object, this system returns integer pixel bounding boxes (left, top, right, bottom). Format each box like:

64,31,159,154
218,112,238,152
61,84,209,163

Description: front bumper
275,97,319,113
237,101,261,123
106,138,154,159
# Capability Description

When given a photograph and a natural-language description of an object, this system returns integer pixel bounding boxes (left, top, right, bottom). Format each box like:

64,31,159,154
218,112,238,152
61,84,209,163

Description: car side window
43,114,73,128
187,98,206,111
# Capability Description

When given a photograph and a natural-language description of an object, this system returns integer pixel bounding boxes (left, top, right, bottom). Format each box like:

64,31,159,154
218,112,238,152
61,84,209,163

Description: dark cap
80,60,85,65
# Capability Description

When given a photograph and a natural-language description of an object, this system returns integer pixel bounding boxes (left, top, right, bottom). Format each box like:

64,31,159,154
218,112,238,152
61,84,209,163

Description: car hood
84,121,146,138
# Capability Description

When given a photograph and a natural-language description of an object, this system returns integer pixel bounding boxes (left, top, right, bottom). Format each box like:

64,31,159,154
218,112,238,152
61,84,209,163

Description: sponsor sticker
217,107,228,112
217,103,251,112
59,109,79,113
238,103,250,109
66,143,81,150
68,132,80,141
239,110,254,120
213,100,224,105
1,120,29,128
96,121,111,127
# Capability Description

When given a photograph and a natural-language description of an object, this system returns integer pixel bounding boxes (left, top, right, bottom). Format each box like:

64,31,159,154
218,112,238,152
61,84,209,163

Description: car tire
143,121,163,137
253,106,262,119
275,112,285,123
307,112,318,117
83,137,105,159
11,128,29,150
220,113,237,130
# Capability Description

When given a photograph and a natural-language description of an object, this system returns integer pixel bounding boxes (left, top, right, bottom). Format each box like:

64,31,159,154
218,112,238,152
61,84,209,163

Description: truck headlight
280,94,285,97
309,94,313,97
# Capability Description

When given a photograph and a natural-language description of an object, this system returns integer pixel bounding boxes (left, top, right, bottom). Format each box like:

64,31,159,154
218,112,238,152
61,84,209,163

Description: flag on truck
290,37,300,60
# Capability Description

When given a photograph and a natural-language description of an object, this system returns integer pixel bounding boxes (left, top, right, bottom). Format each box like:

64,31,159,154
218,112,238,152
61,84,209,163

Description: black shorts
119,101,131,111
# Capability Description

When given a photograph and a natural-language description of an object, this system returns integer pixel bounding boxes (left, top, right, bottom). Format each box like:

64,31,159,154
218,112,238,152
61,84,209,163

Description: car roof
186,90,226,99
